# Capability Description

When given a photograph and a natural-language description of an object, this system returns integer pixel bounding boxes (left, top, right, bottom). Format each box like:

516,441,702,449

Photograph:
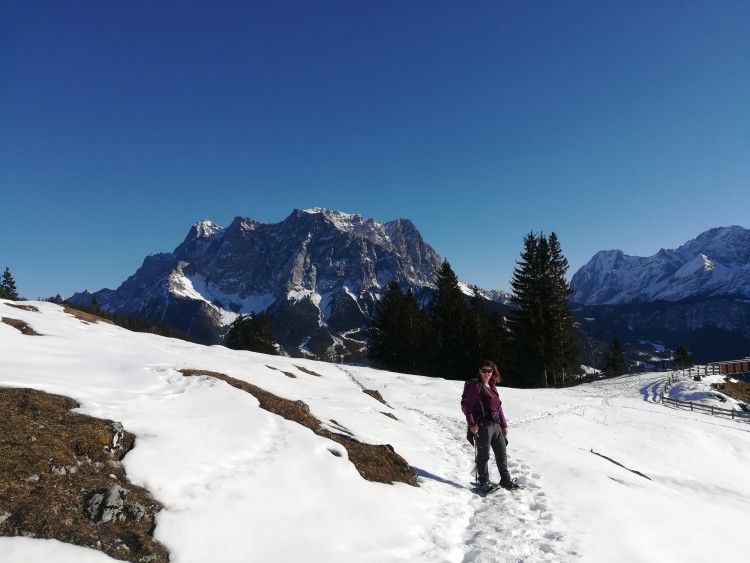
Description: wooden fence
661,371,750,421
662,396,750,420
676,365,720,378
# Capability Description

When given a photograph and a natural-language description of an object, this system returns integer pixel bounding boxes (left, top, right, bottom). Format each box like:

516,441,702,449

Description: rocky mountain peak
68,209,451,362
571,225,750,305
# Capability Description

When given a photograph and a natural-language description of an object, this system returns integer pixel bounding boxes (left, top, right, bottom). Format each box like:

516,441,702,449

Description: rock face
571,226,750,305
70,209,455,361
85,485,127,524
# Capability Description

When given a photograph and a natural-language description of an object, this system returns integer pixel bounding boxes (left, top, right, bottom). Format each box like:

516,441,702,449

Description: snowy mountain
570,226,750,362
70,208,501,361
2,300,750,563
570,225,750,305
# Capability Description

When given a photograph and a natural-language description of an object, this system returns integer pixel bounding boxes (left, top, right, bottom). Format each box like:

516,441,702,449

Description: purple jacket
463,380,508,428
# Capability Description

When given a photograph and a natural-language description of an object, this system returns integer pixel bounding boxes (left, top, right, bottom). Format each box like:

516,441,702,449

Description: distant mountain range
70,213,749,365
70,209,504,362
571,226,750,305
570,225,750,364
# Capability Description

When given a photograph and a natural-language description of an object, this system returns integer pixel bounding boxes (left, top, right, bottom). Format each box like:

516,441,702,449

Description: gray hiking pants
476,422,511,485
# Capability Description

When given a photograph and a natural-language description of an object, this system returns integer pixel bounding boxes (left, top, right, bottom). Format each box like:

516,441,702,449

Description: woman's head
479,360,501,383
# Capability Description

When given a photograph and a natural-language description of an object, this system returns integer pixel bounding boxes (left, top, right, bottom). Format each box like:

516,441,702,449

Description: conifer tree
604,338,627,376
225,312,279,355
369,281,404,369
546,232,580,386
428,259,472,379
508,233,548,387
673,343,694,368
368,281,429,373
0,267,19,300
507,232,580,387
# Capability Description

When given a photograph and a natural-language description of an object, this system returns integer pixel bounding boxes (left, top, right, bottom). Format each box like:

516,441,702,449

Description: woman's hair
480,360,502,384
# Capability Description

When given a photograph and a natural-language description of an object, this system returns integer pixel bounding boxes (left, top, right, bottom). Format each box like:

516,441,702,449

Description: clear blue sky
2,1,748,300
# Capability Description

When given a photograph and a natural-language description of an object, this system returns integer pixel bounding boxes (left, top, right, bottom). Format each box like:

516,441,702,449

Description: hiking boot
478,480,494,493
500,478,521,490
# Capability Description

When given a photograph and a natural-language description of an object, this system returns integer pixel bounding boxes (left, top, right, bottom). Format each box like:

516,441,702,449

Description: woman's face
479,366,493,382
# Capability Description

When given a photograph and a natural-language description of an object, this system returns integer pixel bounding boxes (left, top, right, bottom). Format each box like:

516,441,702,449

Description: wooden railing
676,365,721,378
661,369,750,421
662,396,750,420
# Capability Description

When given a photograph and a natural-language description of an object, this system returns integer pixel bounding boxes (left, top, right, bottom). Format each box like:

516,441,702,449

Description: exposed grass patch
266,365,296,378
0,388,168,562
1,317,41,336
381,412,399,421
715,380,750,404
295,365,322,377
62,305,114,325
363,389,390,407
180,369,417,486
6,304,40,313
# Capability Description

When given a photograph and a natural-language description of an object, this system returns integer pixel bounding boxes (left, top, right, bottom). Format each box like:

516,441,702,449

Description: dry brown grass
180,369,418,486
1,317,41,336
6,304,40,312
266,365,296,378
62,305,114,325
295,365,322,377
0,388,169,562
363,389,389,406
715,380,750,404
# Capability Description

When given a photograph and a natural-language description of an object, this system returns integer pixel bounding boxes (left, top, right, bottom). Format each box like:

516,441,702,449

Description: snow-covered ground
1,300,749,563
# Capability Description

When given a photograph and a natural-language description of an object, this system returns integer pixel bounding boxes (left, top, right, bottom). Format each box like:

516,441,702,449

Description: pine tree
400,288,430,373
508,233,548,387
546,232,580,386
369,281,403,368
507,232,580,387
225,313,279,355
0,267,19,300
428,259,472,379
369,282,407,370
604,338,627,376
368,282,429,374
673,343,694,368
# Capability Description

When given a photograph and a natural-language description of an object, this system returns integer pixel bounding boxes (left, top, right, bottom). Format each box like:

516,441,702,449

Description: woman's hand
470,424,479,435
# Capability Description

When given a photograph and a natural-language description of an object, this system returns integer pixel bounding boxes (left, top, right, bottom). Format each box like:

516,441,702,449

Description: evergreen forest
368,232,581,388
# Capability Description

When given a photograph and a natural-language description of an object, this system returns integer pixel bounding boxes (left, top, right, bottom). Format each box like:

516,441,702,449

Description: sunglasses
480,368,493,374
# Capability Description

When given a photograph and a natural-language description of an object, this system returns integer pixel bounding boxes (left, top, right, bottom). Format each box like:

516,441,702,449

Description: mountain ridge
570,225,750,305
70,208,505,361
69,213,750,364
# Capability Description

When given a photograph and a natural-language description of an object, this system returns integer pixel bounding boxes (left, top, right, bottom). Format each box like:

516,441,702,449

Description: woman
463,360,519,492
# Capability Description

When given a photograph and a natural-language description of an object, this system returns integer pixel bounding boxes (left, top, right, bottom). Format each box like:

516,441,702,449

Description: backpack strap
466,379,487,421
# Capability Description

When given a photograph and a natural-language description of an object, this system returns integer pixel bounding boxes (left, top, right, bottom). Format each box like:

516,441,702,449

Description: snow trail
389,395,578,562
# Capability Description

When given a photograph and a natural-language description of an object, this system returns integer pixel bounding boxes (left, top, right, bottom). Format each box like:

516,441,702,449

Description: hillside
1,299,749,563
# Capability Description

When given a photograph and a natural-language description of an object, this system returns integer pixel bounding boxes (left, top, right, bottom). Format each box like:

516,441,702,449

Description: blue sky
2,1,748,300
